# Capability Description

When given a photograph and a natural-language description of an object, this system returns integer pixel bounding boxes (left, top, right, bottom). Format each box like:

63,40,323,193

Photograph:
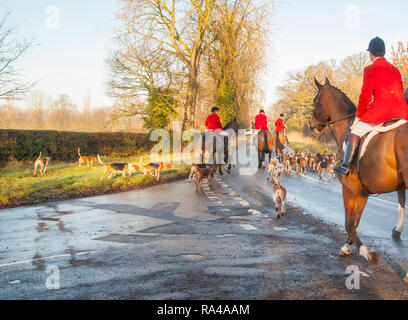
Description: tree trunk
182,72,199,130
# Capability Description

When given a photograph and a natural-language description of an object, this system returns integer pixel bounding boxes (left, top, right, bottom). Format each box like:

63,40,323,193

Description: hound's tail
97,154,104,166
272,176,281,188
78,148,81,157
36,152,42,161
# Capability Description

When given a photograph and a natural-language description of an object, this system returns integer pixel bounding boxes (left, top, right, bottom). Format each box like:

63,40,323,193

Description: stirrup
333,164,351,177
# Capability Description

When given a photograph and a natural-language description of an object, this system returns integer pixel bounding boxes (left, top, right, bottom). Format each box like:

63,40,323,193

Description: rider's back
358,57,408,124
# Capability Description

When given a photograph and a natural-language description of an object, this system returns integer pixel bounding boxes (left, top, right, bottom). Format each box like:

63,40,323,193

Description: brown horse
309,77,408,269
256,129,273,169
201,118,239,175
272,130,287,161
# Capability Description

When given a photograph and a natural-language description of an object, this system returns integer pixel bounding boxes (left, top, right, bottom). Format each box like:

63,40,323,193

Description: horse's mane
223,118,237,130
328,84,357,114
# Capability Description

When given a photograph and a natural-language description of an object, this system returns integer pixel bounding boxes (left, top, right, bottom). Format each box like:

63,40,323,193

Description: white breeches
351,121,377,137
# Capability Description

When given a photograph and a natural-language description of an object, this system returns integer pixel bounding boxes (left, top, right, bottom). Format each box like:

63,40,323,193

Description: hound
140,157,172,181
189,163,215,192
188,164,217,183
266,157,280,181
78,148,98,167
97,155,139,180
317,156,336,180
283,152,294,174
295,155,307,175
272,177,287,220
34,152,50,176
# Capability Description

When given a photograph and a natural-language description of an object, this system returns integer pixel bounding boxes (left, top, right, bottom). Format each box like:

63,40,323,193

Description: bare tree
0,13,34,100
391,41,408,89
48,95,77,131
109,0,217,129
29,92,49,129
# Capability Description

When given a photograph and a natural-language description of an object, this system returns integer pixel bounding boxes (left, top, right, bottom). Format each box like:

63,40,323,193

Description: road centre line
0,251,97,268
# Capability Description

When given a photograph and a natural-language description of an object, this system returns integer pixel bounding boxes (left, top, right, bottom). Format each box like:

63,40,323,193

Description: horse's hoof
392,227,402,240
339,250,352,257
367,250,381,266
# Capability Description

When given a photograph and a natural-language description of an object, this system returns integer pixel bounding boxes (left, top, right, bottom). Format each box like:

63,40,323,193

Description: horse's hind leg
393,189,405,240
341,185,381,265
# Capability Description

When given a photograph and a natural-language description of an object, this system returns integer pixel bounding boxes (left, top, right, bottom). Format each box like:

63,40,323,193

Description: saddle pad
358,119,407,160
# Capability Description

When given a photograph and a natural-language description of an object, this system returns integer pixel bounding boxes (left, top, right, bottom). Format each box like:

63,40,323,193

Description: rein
311,114,355,129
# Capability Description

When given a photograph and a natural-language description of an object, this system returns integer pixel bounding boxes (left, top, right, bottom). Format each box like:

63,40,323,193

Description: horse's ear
314,78,323,90
325,77,331,85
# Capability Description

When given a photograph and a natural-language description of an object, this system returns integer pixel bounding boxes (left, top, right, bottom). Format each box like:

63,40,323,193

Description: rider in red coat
255,110,268,130
205,107,223,132
334,37,408,177
275,114,286,132
356,57,408,124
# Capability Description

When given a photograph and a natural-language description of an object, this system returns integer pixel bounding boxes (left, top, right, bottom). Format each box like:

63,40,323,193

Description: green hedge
0,130,156,166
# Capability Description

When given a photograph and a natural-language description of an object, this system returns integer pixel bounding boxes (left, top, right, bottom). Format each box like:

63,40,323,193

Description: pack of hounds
34,148,333,220
33,149,172,181
187,149,336,220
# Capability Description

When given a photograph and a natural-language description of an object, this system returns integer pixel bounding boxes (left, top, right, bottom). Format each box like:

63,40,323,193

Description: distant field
0,154,190,209
287,132,337,154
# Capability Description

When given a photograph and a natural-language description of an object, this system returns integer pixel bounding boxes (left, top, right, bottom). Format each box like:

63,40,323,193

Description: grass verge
0,154,190,209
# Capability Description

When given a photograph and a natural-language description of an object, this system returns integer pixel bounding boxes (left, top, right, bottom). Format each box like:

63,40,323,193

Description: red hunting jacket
356,57,408,124
275,118,286,132
255,114,268,130
205,114,223,131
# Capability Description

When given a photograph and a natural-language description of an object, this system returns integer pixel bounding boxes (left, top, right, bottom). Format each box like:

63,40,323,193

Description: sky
2,0,408,111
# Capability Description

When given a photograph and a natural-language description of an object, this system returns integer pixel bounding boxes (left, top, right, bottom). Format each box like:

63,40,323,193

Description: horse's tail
263,130,271,153
276,131,285,150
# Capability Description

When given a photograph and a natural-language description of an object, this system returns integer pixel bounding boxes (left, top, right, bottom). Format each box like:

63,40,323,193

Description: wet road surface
2,150,408,299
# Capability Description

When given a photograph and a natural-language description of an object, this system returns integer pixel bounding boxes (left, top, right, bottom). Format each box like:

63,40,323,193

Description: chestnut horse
256,129,273,169
309,78,408,268
272,130,287,161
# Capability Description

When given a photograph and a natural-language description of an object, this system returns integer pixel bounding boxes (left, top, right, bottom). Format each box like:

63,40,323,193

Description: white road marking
273,227,288,231
289,172,330,185
240,201,250,207
369,196,405,208
239,224,258,231
248,209,262,215
0,251,98,268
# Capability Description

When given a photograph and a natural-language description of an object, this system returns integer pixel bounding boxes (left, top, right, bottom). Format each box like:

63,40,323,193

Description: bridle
309,90,355,131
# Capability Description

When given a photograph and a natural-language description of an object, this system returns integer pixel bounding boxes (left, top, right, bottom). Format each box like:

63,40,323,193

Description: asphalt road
1,146,408,299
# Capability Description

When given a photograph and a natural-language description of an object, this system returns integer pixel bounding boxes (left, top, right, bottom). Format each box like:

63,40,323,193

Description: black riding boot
224,136,228,150
333,134,361,177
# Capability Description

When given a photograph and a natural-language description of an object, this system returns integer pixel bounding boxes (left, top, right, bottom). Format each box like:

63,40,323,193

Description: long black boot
333,134,361,177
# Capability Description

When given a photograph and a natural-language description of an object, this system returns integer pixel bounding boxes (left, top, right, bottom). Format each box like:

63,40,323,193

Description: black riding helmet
367,37,385,57
211,107,219,113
